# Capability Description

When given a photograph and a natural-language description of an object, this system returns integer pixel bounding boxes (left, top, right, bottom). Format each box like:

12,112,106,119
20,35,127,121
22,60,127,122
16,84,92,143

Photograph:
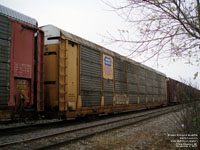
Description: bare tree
104,0,200,64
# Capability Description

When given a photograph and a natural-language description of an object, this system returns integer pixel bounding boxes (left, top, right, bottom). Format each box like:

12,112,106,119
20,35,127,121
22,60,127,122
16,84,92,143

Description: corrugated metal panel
81,91,101,107
114,58,126,71
161,76,165,82
146,86,153,94
139,67,146,77
80,46,101,64
161,82,166,89
81,75,101,91
0,39,10,63
138,85,146,94
127,63,138,104
146,79,153,87
104,79,113,92
128,73,137,84
147,95,153,103
154,87,159,94
0,4,37,26
153,80,158,87
81,60,101,77
160,95,165,101
104,92,113,106
157,74,162,81
129,94,138,104
0,15,11,40
158,81,161,88
115,69,126,82
138,77,145,85
128,83,137,93
0,63,10,86
127,63,137,74
0,87,9,104
139,95,146,104
114,58,127,94
0,14,11,105
151,73,156,80
80,45,102,107
104,79,113,106
154,95,158,102
115,82,127,93
161,88,166,95
146,70,154,79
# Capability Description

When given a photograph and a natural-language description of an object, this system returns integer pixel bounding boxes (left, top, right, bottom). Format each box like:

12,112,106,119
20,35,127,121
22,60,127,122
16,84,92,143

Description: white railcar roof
0,4,37,27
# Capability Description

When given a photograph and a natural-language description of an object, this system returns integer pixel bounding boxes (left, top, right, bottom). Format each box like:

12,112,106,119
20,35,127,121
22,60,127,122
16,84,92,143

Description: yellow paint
77,96,82,109
137,96,140,104
0,111,12,119
113,96,116,105
158,97,161,103
45,37,80,112
103,54,113,80
146,96,148,104
44,44,59,109
16,84,27,90
101,96,104,106
67,40,78,110
58,39,67,111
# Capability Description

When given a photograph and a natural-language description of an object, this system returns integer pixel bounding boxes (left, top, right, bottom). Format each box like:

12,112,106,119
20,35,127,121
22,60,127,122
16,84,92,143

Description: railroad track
0,106,159,135
0,119,80,137
0,105,180,150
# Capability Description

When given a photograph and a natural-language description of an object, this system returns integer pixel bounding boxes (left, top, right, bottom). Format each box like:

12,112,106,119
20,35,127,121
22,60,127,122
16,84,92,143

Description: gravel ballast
59,112,183,150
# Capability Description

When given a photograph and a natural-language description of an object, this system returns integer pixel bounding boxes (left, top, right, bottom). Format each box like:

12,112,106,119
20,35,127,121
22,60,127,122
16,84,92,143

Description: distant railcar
166,78,199,104
167,78,180,104
41,25,167,119
0,4,44,119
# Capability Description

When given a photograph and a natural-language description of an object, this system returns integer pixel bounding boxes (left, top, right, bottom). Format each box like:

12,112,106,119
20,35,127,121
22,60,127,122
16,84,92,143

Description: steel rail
0,105,180,150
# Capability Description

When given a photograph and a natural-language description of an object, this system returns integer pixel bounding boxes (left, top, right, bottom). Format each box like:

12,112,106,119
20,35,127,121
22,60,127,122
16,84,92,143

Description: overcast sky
1,0,199,87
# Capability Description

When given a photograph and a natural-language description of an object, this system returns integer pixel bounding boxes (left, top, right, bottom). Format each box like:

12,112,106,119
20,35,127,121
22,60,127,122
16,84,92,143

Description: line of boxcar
0,5,199,120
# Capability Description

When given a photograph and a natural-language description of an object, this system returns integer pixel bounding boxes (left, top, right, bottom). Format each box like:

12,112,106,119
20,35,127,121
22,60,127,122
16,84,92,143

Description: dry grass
90,129,177,150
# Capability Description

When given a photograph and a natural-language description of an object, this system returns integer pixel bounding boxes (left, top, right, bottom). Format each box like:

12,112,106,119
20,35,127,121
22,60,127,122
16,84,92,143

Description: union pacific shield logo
103,54,113,79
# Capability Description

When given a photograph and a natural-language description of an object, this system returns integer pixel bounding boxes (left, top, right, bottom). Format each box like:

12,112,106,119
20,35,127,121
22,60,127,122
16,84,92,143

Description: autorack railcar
41,25,167,119
0,4,44,119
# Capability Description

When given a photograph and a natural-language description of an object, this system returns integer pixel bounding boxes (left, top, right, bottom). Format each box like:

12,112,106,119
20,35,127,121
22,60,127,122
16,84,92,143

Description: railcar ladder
59,39,68,111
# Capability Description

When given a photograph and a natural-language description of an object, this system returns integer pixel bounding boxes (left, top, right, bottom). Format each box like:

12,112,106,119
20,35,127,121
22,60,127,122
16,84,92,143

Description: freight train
0,4,199,120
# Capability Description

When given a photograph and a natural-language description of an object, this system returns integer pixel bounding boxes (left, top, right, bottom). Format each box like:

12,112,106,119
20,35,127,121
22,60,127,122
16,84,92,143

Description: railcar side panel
66,40,78,111
44,39,79,113
36,31,44,111
44,44,59,110
114,58,128,105
127,63,138,104
0,15,11,106
0,5,44,119
10,21,35,109
80,45,102,107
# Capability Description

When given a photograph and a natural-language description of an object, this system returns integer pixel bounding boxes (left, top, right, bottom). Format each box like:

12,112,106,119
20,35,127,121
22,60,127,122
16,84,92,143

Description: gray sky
1,0,199,87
